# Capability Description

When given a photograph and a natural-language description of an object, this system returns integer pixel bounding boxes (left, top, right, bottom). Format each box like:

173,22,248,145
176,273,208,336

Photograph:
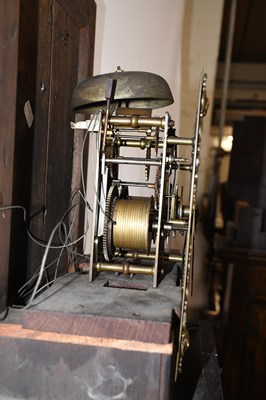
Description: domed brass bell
71,69,174,114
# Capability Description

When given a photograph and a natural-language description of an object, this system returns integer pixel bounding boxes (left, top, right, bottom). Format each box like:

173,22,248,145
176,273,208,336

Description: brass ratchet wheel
107,139,119,179
154,166,161,210
103,185,119,261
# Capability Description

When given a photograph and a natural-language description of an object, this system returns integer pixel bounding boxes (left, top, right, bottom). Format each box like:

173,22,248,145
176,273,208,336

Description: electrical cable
0,117,102,309
1,192,90,307
57,201,80,265
24,220,66,309
16,201,86,300
17,250,68,299
0,307,9,321
0,205,27,220
29,223,89,250
53,223,68,282
23,272,76,301
0,205,89,250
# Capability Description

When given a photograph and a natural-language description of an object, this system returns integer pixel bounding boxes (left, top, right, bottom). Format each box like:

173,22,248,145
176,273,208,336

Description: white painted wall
180,0,224,197
93,0,184,124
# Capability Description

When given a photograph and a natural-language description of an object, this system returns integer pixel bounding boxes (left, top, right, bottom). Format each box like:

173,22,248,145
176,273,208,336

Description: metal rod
89,114,103,282
105,157,161,166
123,251,183,263
178,164,192,171
106,156,188,168
152,219,188,231
111,136,194,148
218,0,237,147
167,137,194,146
102,79,116,157
96,262,154,276
105,115,174,129
111,133,148,139
167,219,188,228
112,180,155,189
182,206,190,218
121,140,146,148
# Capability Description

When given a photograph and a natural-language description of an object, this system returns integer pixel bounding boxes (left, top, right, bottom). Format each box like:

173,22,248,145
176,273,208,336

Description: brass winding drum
113,197,152,253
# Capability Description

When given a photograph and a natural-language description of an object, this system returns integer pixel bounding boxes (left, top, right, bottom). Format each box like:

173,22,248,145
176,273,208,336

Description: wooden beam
0,0,20,312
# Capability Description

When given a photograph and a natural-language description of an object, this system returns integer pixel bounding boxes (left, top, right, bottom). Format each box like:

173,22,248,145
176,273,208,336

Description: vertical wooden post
0,0,20,312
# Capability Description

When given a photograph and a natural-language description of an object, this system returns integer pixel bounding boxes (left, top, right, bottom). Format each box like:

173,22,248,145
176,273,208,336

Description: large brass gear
154,129,159,156
154,166,161,210
170,184,178,219
103,185,118,261
145,146,151,181
108,139,119,179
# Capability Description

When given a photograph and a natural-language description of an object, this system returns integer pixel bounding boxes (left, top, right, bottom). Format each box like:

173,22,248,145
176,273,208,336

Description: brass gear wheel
103,185,118,261
154,166,161,210
108,140,119,179
145,146,151,181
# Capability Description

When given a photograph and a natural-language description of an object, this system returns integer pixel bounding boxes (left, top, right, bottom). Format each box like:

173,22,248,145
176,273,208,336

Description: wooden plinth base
22,268,181,345
0,323,173,400
0,268,182,400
